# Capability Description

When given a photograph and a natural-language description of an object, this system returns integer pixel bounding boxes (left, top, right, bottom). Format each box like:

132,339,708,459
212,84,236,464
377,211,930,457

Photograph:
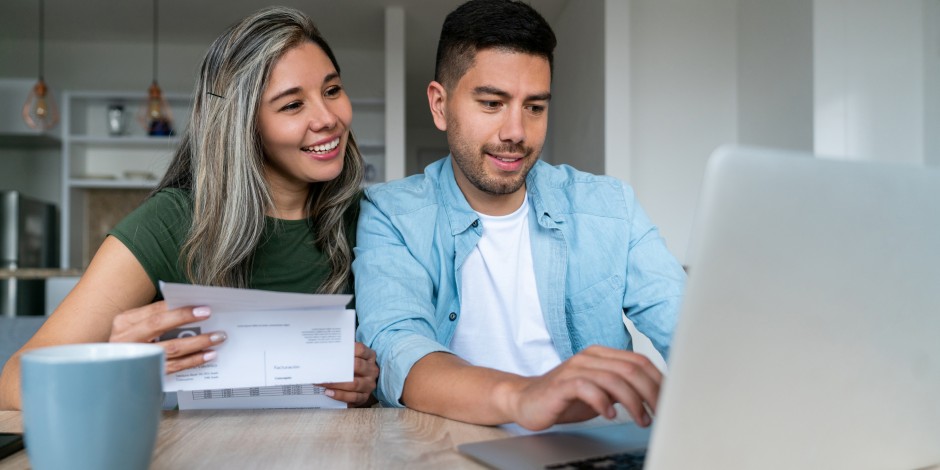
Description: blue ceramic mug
21,343,164,470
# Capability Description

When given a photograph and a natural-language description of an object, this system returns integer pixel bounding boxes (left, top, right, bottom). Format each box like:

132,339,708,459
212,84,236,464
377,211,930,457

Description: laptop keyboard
544,450,646,469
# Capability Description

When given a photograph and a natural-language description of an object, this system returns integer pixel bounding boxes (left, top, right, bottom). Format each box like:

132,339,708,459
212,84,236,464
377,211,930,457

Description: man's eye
528,105,546,114
481,101,501,110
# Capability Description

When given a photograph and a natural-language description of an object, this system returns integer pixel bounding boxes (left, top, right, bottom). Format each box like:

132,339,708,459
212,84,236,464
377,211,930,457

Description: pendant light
139,0,174,136
22,0,60,131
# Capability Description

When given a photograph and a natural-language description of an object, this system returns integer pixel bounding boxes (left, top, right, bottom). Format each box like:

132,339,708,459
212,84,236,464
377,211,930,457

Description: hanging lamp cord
38,0,44,80
152,0,159,83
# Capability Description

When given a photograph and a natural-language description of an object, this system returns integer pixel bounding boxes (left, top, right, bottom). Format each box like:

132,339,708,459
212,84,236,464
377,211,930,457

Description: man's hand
500,345,661,431
109,301,227,374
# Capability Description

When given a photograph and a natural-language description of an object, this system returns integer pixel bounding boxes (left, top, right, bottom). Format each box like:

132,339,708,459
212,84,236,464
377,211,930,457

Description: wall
629,0,738,264
548,0,606,174
814,0,925,163
737,0,813,152
927,0,940,167
0,149,60,204
605,0,632,183
0,38,385,99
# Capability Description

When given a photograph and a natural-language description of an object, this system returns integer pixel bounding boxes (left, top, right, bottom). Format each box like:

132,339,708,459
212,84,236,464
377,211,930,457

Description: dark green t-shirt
108,188,357,297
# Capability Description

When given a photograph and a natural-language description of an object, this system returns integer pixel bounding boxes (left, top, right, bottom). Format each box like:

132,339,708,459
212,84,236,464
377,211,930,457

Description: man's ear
427,81,448,131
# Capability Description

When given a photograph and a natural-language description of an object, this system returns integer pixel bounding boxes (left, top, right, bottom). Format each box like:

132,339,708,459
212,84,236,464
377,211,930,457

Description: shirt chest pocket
565,274,624,314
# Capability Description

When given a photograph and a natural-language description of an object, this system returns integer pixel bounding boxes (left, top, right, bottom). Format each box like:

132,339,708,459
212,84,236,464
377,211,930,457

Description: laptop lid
646,145,940,470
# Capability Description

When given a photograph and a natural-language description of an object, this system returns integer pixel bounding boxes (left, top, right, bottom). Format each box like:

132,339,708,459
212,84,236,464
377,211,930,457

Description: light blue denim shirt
354,157,686,406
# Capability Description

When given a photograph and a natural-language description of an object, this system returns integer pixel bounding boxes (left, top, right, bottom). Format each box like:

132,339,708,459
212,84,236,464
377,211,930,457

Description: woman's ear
427,81,448,131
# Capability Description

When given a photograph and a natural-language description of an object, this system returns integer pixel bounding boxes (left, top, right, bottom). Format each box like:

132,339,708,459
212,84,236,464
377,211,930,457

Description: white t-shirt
450,196,563,377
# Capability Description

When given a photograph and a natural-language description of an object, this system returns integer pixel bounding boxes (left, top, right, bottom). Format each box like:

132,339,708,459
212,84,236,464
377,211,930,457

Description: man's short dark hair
434,0,557,89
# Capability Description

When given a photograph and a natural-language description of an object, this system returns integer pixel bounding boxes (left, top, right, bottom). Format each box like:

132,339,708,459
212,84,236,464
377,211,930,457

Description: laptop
459,145,940,470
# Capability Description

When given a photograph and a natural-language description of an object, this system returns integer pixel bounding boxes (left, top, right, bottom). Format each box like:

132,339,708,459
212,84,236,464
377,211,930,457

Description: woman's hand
108,300,228,374
318,342,379,407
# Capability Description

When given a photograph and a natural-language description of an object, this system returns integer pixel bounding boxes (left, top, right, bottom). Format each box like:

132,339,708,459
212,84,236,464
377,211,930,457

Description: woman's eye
281,101,302,112
325,85,343,97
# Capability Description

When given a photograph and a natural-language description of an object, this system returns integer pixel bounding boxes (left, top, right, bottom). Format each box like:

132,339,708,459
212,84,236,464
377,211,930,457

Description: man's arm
402,346,661,431
620,185,687,359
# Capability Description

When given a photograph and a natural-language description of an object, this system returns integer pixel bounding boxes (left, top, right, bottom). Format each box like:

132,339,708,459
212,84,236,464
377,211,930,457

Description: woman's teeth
303,138,340,153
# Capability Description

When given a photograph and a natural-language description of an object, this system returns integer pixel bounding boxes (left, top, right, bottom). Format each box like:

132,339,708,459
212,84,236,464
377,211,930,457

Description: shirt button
449,312,457,321
471,220,479,228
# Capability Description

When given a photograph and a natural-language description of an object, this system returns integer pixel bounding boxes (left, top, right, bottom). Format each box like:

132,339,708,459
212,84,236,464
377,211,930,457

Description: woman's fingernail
209,332,227,343
193,307,211,318
203,351,218,362
324,389,335,397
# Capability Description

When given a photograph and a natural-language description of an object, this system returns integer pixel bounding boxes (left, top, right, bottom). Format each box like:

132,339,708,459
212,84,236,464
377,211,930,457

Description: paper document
159,282,355,394
176,385,345,410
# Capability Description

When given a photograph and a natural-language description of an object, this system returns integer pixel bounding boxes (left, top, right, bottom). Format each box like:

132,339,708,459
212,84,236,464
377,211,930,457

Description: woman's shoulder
121,187,194,228
150,187,194,207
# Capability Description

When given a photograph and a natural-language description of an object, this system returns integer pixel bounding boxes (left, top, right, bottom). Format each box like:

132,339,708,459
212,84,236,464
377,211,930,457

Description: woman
0,6,378,410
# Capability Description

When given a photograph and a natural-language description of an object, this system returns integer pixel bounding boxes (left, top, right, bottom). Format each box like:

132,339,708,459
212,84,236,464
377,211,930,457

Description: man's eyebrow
473,86,510,98
472,86,551,102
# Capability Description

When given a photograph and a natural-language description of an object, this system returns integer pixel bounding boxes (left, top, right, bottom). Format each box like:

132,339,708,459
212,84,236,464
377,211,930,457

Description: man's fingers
563,347,662,413
579,346,663,383
579,369,652,426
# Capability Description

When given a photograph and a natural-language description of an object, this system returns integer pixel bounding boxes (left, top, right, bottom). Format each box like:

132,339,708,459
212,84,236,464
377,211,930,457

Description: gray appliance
1,191,58,317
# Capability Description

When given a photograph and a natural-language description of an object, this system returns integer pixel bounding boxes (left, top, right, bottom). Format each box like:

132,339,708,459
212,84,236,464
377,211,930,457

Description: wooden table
0,408,510,468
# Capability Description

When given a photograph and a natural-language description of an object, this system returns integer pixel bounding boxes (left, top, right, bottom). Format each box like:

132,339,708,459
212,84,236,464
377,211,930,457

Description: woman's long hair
155,6,363,294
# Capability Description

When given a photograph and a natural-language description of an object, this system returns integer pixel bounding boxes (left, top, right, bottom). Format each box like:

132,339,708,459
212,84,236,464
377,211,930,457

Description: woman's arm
0,236,224,410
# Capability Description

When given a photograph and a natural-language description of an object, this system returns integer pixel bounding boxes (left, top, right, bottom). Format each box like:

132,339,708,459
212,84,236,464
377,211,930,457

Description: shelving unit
59,90,191,268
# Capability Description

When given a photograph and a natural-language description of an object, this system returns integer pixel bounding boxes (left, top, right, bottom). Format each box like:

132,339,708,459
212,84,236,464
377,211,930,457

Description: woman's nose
307,101,338,132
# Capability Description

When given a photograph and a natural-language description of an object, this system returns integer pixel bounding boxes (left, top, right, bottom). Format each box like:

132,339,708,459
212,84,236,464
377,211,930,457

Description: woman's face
257,41,352,191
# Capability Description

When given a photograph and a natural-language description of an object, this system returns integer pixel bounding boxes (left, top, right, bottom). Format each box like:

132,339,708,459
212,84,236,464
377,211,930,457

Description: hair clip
207,91,225,99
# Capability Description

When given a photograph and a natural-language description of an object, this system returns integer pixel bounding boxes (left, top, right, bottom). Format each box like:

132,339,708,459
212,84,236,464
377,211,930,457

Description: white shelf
68,135,180,146
69,178,159,189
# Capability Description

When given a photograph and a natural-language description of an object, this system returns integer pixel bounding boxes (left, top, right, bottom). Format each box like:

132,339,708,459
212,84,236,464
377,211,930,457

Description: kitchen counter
0,269,83,280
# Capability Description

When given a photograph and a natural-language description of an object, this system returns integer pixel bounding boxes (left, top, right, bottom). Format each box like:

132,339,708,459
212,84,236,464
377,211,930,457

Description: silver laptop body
459,146,940,470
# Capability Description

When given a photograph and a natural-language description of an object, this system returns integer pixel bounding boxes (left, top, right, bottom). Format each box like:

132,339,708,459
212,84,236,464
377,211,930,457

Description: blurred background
0,0,937,314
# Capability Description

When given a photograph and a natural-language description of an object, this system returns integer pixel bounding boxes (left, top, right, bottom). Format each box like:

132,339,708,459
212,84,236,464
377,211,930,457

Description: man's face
428,49,551,213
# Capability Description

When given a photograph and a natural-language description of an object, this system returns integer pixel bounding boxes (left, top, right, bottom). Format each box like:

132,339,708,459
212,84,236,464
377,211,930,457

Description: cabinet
59,90,191,268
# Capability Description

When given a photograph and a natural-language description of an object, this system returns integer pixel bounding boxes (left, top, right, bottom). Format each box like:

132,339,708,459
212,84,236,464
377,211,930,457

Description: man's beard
447,120,539,196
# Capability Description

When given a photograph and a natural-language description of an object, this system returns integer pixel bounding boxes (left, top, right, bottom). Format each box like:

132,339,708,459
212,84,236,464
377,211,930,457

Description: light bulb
22,79,60,131
137,81,174,136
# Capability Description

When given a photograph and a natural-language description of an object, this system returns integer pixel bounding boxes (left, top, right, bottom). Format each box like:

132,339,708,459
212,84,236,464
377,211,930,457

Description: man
353,0,685,431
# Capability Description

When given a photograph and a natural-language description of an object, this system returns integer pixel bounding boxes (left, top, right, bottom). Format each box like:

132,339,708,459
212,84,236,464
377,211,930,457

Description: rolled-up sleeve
353,191,452,407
